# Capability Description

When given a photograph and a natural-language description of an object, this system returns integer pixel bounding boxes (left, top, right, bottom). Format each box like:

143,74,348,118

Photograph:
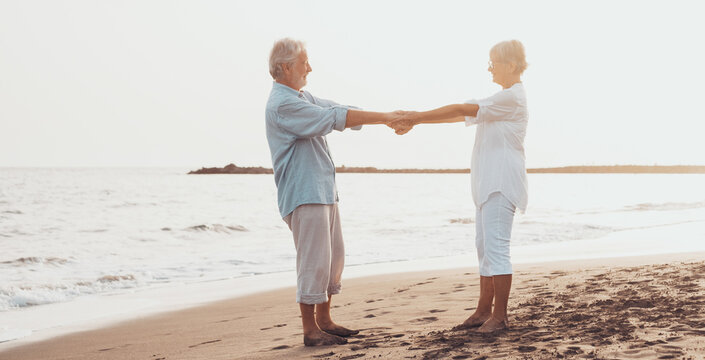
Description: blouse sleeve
464,90,517,126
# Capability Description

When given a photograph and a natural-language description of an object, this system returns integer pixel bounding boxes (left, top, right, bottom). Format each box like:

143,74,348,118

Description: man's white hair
269,38,306,80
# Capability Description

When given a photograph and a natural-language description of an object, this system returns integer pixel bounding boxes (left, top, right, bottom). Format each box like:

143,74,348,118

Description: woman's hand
388,111,418,135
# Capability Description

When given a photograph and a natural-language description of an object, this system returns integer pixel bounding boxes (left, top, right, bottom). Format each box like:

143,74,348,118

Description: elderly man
265,38,399,347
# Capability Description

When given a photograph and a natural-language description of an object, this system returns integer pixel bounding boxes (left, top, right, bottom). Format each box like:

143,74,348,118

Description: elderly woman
392,40,528,333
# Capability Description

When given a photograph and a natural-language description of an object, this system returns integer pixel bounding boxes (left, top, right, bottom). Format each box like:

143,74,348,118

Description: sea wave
0,257,69,266
107,201,161,208
184,224,249,233
514,222,614,244
449,217,474,224
622,201,705,212
0,274,139,311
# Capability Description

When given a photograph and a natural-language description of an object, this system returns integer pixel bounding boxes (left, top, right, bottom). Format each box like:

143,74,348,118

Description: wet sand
2,252,704,359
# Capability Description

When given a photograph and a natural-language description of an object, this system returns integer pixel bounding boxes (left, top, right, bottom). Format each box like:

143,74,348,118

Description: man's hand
387,110,417,135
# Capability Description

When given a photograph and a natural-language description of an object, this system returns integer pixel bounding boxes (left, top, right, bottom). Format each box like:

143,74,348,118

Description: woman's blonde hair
490,40,528,75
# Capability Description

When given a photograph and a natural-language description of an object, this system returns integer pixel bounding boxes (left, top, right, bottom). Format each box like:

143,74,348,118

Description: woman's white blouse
465,82,528,212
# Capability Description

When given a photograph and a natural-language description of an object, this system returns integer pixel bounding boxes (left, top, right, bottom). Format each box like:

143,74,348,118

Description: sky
1,0,704,169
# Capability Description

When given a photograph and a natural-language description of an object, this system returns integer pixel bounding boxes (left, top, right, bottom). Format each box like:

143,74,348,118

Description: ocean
1,168,704,345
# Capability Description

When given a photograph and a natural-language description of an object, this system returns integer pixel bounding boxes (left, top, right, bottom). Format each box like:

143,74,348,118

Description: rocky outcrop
188,163,273,174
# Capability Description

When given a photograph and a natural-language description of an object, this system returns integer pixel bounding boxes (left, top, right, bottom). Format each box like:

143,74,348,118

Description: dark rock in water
161,227,171,231
188,163,273,174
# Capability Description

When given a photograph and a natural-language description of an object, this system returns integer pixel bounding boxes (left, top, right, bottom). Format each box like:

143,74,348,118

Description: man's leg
299,303,346,346
287,205,347,346
316,295,359,337
315,204,359,337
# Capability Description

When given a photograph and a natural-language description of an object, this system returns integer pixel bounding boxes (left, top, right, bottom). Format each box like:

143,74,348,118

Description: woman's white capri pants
475,192,516,276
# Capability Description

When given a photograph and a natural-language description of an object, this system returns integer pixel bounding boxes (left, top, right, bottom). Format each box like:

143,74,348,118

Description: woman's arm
389,104,478,134
407,104,478,124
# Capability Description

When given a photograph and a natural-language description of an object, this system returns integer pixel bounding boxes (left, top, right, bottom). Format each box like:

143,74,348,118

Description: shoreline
1,251,704,359
1,219,704,352
187,164,705,174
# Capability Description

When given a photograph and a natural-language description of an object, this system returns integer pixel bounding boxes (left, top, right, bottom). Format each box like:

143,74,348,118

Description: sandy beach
2,252,704,360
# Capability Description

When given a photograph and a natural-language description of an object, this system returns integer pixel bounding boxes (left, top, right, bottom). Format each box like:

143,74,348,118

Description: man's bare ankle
316,319,335,328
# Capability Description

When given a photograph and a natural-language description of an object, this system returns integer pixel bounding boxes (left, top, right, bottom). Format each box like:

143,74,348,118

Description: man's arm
345,109,398,128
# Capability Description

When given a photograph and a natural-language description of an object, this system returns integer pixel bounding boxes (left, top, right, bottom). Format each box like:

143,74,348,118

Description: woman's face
488,56,514,86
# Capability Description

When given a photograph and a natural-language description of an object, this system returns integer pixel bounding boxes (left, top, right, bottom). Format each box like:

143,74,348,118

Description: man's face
284,51,312,91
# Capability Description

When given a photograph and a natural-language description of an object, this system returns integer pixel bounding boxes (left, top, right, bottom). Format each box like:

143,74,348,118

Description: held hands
387,110,418,135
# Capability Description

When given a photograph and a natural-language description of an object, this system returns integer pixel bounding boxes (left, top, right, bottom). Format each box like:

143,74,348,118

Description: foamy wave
0,274,139,311
514,222,614,244
449,217,474,224
97,274,136,283
0,257,69,266
622,201,705,212
184,224,248,233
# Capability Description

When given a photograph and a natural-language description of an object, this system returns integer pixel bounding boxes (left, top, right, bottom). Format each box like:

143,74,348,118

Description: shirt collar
273,81,304,96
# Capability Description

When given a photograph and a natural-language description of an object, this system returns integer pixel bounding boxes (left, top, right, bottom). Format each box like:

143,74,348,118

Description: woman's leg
476,193,516,333
460,203,494,328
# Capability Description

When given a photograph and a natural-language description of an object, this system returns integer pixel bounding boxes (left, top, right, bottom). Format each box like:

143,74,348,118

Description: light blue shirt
265,82,357,218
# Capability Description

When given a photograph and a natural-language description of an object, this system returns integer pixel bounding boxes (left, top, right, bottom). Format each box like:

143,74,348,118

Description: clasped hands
387,110,419,135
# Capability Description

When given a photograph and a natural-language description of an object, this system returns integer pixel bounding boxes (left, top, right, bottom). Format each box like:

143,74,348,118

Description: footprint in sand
188,339,222,348
340,353,366,360
271,345,290,350
451,354,473,359
261,324,287,331
517,345,537,352
413,316,439,324
429,309,447,313
313,351,335,358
